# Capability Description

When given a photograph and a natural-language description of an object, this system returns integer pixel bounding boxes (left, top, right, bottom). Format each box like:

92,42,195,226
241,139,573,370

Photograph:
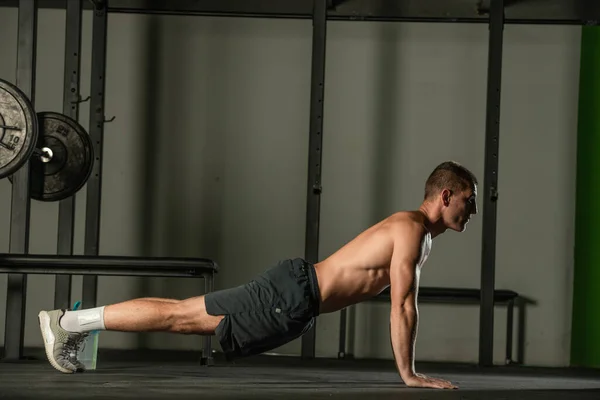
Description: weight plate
30,112,94,202
0,79,38,179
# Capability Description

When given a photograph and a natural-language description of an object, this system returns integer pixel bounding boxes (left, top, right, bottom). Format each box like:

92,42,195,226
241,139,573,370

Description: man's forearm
390,305,418,380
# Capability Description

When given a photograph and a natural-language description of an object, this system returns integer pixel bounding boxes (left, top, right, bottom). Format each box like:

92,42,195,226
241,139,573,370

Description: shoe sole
38,311,74,374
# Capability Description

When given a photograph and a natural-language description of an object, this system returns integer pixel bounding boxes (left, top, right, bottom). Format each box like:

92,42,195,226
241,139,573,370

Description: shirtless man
38,160,477,390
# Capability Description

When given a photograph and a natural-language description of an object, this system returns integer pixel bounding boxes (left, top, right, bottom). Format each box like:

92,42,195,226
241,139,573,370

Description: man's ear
441,189,452,206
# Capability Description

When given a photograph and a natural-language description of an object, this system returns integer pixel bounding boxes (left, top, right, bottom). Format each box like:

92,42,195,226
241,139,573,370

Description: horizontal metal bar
373,286,519,304
372,296,515,305
389,286,518,298
0,254,218,275
0,266,210,278
0,0,598,24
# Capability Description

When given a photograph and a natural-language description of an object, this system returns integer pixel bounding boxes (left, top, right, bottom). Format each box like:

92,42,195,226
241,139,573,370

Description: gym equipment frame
0,0,592,367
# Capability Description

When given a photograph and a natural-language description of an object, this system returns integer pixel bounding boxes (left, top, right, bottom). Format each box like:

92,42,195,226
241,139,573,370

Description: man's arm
388,222,457,390
388,222,422,381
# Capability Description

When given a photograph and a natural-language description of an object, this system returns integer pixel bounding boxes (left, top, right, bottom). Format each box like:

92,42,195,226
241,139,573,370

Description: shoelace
62,333,88,362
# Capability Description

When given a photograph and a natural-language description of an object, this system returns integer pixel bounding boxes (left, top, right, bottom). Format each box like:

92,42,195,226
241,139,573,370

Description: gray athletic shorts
205,258,321,360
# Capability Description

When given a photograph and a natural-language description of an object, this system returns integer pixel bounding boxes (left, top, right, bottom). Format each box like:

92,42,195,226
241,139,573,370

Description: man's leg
38,295,223,374
101,296,222,333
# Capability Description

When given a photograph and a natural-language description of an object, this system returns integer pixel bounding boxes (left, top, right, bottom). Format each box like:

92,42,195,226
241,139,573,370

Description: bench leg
505,299,514,364
201,273,215,366
338,308,347,358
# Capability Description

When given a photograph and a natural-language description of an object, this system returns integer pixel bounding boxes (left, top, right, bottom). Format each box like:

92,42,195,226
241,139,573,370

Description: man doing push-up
38,160,478,390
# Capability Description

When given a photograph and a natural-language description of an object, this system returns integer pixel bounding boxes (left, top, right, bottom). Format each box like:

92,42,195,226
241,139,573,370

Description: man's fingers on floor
436,378,456,387
426,379,448,389
428,377,448,384
431,378,457,389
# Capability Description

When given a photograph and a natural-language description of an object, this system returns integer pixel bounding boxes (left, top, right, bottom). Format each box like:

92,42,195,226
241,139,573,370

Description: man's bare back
314,211,431,314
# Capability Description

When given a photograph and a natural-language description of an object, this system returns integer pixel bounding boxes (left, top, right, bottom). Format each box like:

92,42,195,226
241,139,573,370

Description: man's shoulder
383,212,429,263
386,211,428,235
378,212,428,253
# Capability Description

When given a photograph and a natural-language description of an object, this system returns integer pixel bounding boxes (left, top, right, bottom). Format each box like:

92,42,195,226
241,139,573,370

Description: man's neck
417,203,446,238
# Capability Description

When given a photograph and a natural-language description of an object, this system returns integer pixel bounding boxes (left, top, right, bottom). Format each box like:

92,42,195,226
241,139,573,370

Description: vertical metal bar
54,0,82,311
517,299,525,364
479,0,504,367
202,274,214,365
3,0,37,361
505,299,514,364
338,307,347,358
82,1,107,309
301,0,327,360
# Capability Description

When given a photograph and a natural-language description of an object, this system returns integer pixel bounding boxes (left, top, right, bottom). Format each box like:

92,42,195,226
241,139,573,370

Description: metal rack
2,0,600,24
1,0,218,365
0,0,591,367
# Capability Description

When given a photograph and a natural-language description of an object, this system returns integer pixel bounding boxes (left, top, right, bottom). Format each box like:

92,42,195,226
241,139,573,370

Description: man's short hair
424,161,478,200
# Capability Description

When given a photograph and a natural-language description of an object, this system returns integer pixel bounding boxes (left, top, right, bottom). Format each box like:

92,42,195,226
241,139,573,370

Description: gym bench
338,286,521,365
0,254,218,365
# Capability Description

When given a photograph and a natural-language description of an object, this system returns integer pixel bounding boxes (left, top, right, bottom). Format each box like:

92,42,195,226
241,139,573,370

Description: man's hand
403,373,458,389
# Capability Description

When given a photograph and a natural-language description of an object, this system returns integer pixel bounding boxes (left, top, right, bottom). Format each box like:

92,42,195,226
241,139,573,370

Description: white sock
59,306,106,333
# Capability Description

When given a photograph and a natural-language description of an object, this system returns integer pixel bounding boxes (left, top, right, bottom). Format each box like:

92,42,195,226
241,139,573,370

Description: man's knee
171,296,222,335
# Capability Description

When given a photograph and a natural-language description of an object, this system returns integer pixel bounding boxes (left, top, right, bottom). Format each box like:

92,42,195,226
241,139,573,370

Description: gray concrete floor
1,352,600,400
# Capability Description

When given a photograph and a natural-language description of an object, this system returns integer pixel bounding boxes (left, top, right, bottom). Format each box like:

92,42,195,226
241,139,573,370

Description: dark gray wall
0,9,581,366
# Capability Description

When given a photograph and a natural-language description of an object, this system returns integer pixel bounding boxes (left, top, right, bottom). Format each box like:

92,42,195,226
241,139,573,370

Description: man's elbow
391,301,417,317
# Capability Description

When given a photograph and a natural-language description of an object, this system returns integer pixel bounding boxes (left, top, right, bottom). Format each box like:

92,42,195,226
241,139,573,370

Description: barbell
0,78,94,202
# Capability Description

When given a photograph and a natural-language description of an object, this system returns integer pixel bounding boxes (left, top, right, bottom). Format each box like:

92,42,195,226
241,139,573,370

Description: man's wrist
399,367,416,380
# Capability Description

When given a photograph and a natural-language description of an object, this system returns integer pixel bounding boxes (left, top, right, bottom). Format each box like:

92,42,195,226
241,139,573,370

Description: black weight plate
0,79,38,178
30,112,94,202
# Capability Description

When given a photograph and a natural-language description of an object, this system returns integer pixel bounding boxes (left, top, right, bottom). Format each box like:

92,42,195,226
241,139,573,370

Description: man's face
442,185,478,232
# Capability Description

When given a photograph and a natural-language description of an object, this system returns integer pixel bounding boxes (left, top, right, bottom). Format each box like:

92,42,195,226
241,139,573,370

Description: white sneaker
38,309,87,374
